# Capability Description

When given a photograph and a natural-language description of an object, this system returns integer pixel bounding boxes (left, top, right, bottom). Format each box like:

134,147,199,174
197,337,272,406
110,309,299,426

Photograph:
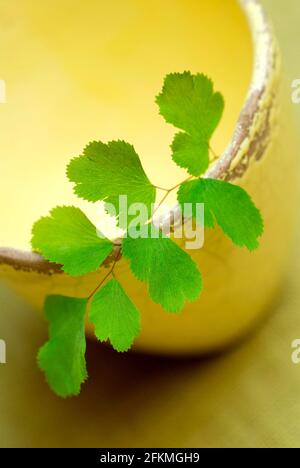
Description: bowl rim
0,0,278,274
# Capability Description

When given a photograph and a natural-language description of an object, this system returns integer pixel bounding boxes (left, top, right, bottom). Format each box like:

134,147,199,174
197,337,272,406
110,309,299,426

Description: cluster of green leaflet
31,72,263,397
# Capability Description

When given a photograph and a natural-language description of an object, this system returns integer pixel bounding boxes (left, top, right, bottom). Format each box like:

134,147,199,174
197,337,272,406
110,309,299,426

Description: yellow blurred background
1,0,300,448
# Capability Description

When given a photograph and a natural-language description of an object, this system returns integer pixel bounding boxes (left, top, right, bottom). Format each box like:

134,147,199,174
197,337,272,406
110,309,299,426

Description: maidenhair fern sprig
31,72,264,397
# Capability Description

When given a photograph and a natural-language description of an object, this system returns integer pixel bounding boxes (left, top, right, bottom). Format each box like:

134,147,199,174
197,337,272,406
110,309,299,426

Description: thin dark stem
87,260,117,305
86,246,122,319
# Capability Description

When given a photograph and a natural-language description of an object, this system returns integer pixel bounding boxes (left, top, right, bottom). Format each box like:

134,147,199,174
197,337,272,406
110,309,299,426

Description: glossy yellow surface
0,0,300,449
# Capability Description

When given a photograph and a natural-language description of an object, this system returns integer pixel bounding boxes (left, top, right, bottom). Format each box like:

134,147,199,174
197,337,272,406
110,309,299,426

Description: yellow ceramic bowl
0,0,298,355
